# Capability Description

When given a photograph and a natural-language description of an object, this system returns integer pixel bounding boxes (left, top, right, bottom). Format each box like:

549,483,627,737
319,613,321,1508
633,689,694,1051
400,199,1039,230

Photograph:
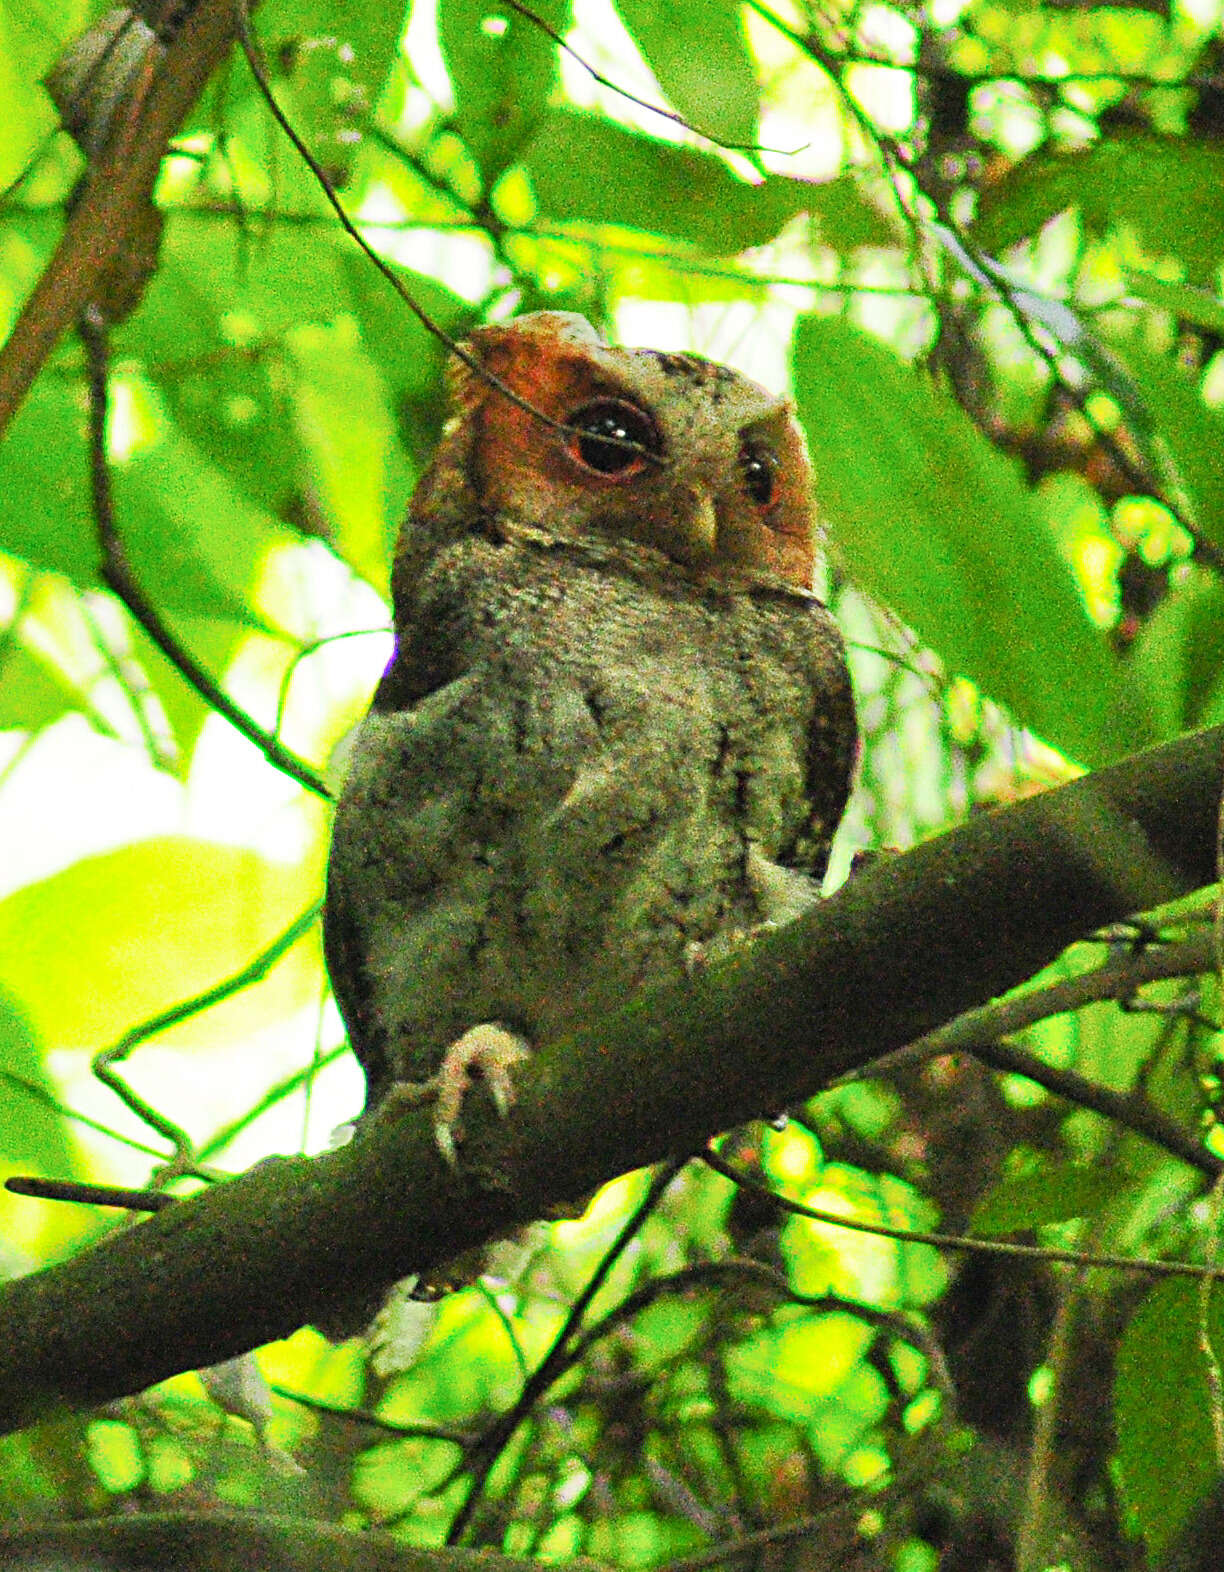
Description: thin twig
754,0,1224,578
656,1504,870,1572
701,1149,1224,1282
0,1069,167,1159
233,0,661,469
849,930,1220,1177
822,38,1224,93
271,1384,474,1443
273,627,388,741
931,216,1224,576
91,900,323,1171
199,1040,348,1163
77,311,330,797
4,1177,176,1211
500,0,794,154
77,594,167,766
443,1156,689,1544
561,1256,956,1409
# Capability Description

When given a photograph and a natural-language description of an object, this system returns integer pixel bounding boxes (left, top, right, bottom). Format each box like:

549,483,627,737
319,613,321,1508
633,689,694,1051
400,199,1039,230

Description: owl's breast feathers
325,535,856,1107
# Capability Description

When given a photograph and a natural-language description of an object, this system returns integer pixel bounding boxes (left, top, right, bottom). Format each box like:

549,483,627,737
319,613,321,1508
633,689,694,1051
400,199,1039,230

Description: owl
324,312,857,1162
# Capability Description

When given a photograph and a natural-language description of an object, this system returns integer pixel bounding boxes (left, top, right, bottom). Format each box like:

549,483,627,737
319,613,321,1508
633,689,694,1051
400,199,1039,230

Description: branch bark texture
0,724,1219,1432
0,0,256,438
0,1509,579,1572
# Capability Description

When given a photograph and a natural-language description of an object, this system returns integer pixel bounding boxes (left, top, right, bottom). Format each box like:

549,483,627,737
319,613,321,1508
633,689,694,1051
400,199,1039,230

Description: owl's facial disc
463,315,817,588
558,395,797,573
562,399,716,563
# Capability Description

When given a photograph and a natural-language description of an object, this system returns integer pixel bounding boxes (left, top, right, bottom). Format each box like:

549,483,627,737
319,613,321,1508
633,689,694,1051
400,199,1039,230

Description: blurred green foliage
1,0,1224,1566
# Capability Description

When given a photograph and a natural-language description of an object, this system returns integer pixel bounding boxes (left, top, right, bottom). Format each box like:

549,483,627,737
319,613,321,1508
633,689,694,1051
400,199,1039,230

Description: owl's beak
678,489,718,559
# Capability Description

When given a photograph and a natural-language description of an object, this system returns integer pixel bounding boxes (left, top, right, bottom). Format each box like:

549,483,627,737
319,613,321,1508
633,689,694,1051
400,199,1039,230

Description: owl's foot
684,848,826,974
430,1023,531,1167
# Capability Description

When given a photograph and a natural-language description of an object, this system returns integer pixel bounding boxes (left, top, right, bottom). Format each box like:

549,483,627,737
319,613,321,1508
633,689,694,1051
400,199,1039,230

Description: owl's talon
434,1119,461,1169
430,1023,530,1166
684,924,765,975
488,1069,516,1121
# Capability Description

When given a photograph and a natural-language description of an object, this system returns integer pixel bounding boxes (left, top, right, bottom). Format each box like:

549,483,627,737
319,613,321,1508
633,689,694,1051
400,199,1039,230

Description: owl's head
429,312,819,590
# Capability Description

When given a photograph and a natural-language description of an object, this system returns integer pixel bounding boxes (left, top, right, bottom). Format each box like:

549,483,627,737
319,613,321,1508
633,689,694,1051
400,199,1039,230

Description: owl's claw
683,924,765,975
431,1023,531,1167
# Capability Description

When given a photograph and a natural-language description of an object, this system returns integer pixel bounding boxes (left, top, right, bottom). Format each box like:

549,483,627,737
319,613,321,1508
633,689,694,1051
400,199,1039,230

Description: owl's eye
567,400,660,477
740,441,778,507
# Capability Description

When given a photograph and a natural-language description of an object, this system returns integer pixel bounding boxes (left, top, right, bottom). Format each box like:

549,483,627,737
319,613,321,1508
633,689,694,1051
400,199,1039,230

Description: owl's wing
780,599,859,890
322,861,381,1098
324,668,501,1108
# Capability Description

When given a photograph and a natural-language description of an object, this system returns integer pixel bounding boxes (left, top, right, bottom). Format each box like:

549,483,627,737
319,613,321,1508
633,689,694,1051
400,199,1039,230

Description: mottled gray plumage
325,313,856,1135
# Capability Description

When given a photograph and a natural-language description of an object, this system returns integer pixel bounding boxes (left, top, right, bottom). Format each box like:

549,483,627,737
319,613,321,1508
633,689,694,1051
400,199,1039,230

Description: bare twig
4,1177,175,1211
78,312,330,797
853,929,1220,1176
444,1156,690,1543
701,1149,1224,1281
91,899,323,1170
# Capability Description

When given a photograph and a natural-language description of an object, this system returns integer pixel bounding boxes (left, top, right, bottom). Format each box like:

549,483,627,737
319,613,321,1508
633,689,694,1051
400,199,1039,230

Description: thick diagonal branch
0,723,1218,1433
0,0,258,438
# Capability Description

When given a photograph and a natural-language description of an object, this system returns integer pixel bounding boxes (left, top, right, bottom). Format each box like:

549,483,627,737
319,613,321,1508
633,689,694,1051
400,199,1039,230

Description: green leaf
792,312,1142,765
131,216,369,358
521,110,886,255
182,0,408,136
0,379,98,586
0,3,56,189
0,620,113,735
727,1315,876,1417
86,1420,143,1495
0,839,321,1052
975,136,1224,285
0,1416,95,1519
113,425,296,630
0,373,294,632
1116,1278,1224,1561
804,174,898,253
971,1161,1121,1235
0,988,76,1175
440,0,571,183
613,0,758,147
339,250,477,473
1123,269,1224,338
1127,572,1224,740
128,217,468,571
1103,336,1224,555
124,220,301,522
285,321,411,591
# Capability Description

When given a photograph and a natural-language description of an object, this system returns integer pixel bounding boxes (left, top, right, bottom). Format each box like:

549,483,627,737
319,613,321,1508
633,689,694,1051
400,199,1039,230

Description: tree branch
0,1510,586,1572
701,1148,1224,1280
0,0,258,438
861,930,1221,1175
0,723,1219,1433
